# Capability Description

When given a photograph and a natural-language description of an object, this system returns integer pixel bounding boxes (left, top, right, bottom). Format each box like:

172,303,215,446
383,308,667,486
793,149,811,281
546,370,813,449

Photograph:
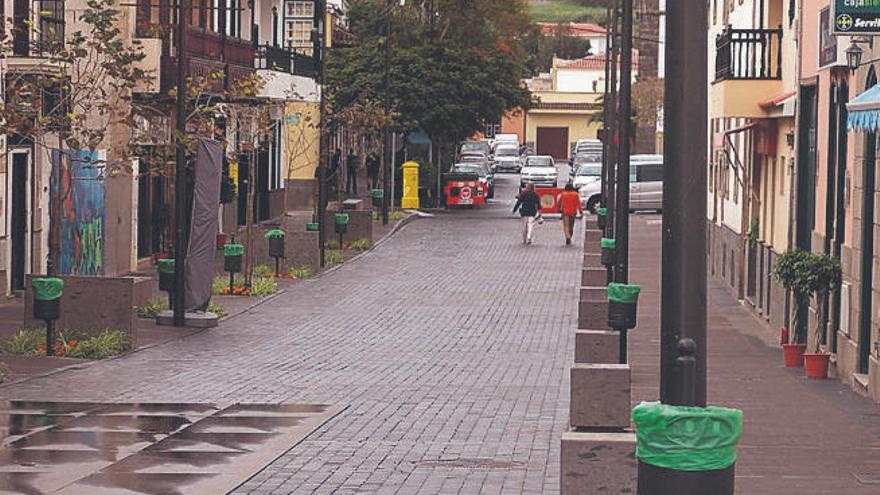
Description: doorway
796,84,818,340
536,127,569,160
9,150,31,292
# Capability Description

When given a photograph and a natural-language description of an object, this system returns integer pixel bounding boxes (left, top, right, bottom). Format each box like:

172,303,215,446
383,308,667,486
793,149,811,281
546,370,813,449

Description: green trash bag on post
632,401,743,472
597,207,608,217
608,282,640,304
335,213,350,225
157,259,176,274
601,238,616,249
264,229,286,238
224,244,245,256
32,278,64,301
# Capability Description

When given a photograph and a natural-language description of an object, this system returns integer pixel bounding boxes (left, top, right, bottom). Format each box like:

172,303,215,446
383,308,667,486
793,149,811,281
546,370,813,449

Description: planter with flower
773,249,842,376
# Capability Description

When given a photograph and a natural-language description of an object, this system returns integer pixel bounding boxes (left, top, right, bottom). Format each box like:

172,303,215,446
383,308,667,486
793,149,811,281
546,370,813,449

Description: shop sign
833,0,880,35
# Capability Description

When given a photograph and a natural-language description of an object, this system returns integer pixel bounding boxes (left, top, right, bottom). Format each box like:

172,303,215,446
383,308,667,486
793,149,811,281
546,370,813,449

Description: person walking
346,148,359,195
513,183,542,245
559,183,583,245
366,151,380,189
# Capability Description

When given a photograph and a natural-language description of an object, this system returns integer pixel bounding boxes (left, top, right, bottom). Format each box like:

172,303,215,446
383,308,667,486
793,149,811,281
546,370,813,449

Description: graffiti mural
54,150,105,275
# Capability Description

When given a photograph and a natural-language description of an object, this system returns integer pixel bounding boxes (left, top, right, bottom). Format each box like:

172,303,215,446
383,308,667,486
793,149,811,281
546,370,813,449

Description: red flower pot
782,343,807,367
804,353,831,379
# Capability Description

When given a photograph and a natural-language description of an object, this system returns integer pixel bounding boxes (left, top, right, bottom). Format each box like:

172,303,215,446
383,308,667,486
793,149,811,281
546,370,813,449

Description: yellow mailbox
401,161,420,209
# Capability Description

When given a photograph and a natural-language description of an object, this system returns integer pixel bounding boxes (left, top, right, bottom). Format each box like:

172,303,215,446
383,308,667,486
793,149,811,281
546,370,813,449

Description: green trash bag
157,259,176,274
224,244,245,257
264,229,286,239
597,207,608,216
632,401,743,472
334,213,350,225
32,277,64,301
608,282,640,304
601,238,616,249
372,188,385,198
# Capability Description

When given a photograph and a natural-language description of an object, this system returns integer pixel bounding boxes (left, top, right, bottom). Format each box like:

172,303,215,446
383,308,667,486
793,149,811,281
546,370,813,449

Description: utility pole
172,0,190,326
600,3,612,211
382,0,392,225
315,0,327,267
612,0,633,361
604,5,619,249
661,0,708,407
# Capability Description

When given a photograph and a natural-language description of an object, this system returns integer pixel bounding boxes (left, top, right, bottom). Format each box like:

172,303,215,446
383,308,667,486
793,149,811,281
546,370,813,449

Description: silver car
578,157,663,213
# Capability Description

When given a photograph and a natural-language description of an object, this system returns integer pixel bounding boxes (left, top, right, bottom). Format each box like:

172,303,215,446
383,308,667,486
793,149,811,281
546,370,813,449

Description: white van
494,134,520,147
577,155,663,213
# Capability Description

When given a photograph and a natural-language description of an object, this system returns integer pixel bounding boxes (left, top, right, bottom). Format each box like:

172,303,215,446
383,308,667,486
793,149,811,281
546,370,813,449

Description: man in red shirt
559,183,583,245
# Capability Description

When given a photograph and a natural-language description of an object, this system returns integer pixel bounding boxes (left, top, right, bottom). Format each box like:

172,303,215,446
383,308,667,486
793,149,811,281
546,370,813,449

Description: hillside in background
527,0,605,24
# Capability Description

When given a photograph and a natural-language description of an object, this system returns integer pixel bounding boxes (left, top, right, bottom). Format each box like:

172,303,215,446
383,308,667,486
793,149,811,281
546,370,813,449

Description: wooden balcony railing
255,45,317,78
159,25,256,94
715,26,783,81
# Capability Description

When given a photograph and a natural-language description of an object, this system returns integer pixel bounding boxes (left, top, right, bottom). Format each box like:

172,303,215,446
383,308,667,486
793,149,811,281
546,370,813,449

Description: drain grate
854,472,880,485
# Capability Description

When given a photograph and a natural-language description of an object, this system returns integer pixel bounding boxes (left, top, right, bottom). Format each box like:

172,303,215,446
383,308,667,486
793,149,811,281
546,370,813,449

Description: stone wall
323,209,374,245
286,179,317,210
708,220,744,300
24,275,152,339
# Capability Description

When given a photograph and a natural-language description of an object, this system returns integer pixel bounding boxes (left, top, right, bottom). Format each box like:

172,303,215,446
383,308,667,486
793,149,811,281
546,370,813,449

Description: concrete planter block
579,300,609,330
561,431,637,495
570,364,631,429
575,330,619,364
583,253,602,268
580,286,606,302
584,215,599,231
581,268,607,287
585,229,602,245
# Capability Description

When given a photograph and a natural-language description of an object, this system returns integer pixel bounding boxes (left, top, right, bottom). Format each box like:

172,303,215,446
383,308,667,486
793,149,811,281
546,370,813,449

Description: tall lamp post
381,0,393,225
612,0,634,361
172,0,190,326
315,0,327,267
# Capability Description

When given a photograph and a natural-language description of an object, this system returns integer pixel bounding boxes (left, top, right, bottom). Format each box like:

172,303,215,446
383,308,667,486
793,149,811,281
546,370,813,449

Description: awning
758,91,796,118
847,85,880,132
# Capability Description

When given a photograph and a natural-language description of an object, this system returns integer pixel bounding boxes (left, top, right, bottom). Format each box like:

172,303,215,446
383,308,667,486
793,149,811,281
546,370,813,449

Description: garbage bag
632,401,743,471
608,283,640,304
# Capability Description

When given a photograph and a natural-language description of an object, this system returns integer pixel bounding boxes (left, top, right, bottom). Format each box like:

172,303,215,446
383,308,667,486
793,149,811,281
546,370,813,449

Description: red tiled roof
539,22,607,37
534,102,603,111
556,52,640,70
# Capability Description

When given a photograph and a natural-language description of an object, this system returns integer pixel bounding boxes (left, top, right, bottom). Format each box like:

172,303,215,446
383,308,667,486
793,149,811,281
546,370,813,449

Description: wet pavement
0,401,342,494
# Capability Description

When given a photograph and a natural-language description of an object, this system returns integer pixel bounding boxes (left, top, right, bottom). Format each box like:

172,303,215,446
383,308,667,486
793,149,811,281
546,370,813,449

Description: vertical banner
56,150,105,275
185,139,223,311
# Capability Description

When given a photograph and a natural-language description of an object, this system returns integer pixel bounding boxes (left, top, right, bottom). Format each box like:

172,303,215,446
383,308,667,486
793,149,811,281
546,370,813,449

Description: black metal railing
256,44,317,78
715,25,782,81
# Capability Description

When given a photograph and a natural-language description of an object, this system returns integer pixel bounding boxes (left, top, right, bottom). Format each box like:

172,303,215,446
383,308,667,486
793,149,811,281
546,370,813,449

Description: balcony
255,45,317,78
711,26,784,118
715,26,782,81
158,26,256,95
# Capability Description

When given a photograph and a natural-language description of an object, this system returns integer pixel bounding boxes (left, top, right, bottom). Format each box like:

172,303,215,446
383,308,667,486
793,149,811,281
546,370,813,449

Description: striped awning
847,85,880,132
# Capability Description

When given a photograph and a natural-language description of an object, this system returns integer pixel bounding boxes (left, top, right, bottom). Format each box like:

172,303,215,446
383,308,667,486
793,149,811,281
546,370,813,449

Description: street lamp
847,41,863,72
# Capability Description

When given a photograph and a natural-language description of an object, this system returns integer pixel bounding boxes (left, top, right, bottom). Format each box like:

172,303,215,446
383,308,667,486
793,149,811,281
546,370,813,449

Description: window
38,0,65,53
285,19,312,51
635,163,663,183
269,120,284,190
779,156,786,195
286,1,314,18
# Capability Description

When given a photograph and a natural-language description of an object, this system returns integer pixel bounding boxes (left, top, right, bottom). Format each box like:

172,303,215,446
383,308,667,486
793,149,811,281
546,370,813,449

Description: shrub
253,264,273,278
0,362,9,383
208,301,227,317
137,297,168,319
325,239,341,250
65,330,131,359
350,238,372,251
250,277,278,297
390,211,405,221
213,275,245,295
3,329,44,355
289,266,314,279
326,250,344,264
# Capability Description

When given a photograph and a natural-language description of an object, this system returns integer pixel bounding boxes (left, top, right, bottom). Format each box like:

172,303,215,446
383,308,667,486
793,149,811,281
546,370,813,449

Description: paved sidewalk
628,218,880,495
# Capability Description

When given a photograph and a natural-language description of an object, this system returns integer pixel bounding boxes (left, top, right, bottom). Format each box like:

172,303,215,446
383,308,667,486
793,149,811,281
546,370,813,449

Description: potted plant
802,254,842,379
773,249,842,374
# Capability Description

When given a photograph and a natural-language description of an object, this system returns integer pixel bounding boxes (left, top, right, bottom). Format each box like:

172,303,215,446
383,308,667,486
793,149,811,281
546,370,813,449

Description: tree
0,0,150,275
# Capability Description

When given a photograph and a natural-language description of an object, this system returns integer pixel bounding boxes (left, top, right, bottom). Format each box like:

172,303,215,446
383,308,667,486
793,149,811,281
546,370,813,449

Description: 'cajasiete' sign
833,0,880,34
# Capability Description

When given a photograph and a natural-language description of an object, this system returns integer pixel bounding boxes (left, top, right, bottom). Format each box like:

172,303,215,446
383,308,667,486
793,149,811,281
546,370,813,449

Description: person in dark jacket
366,151,381,189
346,148,359,195
513,183,542,244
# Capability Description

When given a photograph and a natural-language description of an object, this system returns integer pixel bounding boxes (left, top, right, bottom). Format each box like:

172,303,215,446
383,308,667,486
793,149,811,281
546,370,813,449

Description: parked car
493,144,521,173
520,155,558,188
459,151,490,163
451,162,494,198
459,140,492,159
571,153,602,177
578,155,663,213
572,162,602,193
570,139,602,164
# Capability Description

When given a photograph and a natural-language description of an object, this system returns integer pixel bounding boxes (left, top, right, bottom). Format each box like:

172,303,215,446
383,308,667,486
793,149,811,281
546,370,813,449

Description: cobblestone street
1,175,581,493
